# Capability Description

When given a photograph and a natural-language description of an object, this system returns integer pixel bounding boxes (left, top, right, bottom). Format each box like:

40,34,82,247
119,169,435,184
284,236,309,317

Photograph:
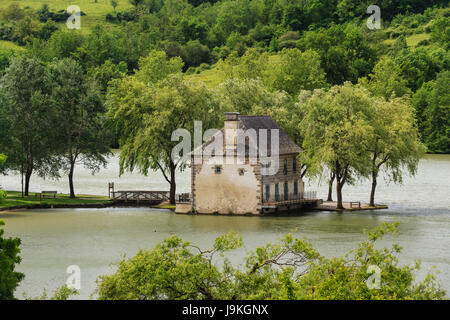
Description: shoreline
0,201,179,213
314,201,389,212
0,201,388,214
0,191,387,214
0,202,115,213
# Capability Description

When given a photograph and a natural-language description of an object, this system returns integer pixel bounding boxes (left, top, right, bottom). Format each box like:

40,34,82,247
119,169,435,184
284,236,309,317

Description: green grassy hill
0,40,24,51
0,0,132,30
381,6,449,49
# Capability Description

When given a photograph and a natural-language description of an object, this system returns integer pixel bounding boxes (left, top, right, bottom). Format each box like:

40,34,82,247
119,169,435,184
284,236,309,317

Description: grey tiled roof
239,115,302,155
193,115,302,157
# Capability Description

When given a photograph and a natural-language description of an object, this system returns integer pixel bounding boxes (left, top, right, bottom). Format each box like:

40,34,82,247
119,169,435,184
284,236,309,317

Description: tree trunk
169,162,176,205
369,151,379,207
24,169,32,196
336,181,344,210
68,161,76,198
369,179,377,207
24,154,33,196
327,172,335,201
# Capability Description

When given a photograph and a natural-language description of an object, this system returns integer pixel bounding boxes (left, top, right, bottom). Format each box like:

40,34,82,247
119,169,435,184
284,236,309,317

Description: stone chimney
224,112,239,150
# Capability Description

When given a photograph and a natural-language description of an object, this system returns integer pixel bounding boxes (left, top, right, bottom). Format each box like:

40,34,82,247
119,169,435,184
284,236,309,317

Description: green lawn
187,54,280,88
0,0,133,30
383,32,431,48
186,67,226,89
0,40,25,51
0,190,111,209
406,33,431,47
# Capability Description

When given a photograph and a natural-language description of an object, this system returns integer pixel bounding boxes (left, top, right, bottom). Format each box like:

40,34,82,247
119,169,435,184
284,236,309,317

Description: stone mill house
176,112,319,215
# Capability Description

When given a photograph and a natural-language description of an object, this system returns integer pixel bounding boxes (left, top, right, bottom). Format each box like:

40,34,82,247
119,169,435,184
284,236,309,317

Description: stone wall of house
192,157,261,215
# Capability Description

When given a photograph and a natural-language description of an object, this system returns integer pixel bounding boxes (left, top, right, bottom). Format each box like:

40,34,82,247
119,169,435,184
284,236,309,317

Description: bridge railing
176,193,191,203
112,191,170,202
262,191,317,205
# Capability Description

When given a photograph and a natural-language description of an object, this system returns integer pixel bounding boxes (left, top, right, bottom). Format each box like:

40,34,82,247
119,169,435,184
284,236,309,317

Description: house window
294,181,298,195
284,182,288,200
238,168,245,176
265,185,270,201
293,157,297,172
283,159,287,175
275,184,279,201
215,166,222,174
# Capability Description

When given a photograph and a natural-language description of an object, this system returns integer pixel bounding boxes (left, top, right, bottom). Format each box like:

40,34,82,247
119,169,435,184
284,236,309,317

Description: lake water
0,153,449,299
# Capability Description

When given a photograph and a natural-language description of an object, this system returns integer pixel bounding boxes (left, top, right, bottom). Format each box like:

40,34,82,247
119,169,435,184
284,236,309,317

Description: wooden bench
41,191,57,199
350,201,361,208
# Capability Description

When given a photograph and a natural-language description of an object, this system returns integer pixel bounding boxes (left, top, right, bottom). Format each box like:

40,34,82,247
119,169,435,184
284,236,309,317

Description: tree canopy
107,51,220,203
49,58,112,198
299,84,373,209
0,57,60,195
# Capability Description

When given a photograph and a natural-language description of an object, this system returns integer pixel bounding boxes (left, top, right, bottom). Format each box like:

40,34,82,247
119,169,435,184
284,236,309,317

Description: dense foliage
96,223,446,300
107,50,220,204
0,220,24,300
298,83,425,208
0,0,448,199
0,57,112,197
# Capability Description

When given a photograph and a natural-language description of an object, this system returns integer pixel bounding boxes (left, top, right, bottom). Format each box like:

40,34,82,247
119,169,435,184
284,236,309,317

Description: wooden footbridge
108,183,170,205
111,190,171,204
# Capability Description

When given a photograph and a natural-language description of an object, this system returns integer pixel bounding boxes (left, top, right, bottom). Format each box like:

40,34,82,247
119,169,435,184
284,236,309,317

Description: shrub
106,13,117,22
0,190,7,204
0,220,24,299
116,10,138,22
417,39,430,46
96,224,446,300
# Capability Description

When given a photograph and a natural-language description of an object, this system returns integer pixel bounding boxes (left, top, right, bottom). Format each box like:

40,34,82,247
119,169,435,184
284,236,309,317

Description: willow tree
358,56,425,206
107,68,219,204
299,84,372,209
365,96,426,207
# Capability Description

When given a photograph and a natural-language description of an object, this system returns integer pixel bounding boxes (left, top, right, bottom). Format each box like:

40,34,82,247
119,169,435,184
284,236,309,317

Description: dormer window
283,159,287,175
293,157,297,172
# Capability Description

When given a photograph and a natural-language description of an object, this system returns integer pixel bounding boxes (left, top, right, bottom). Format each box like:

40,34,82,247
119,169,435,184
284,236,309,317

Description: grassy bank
0,40,25,51
0,191,111,210
0,0,133,32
